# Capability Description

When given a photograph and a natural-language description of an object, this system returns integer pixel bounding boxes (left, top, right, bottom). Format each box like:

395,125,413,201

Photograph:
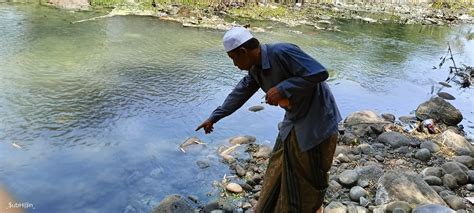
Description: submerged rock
248,105,264,112
412,203,455,213
153,195,194,213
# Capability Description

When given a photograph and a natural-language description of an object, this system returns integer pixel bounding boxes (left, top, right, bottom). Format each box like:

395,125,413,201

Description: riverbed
0,3,472,212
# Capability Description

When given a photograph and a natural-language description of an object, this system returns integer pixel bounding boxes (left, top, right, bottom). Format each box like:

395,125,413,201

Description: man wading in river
196,26,342,213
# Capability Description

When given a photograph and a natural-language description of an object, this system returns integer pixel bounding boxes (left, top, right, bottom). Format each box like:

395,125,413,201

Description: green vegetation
431,0,473,10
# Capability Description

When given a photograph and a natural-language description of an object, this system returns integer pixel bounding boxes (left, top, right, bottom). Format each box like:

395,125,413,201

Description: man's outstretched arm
196,74,259,134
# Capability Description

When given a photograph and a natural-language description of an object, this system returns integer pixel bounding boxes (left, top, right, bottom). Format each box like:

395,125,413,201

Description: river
0,3,472,212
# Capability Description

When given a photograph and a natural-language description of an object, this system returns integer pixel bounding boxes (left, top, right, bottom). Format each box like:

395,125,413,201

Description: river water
0,3,472,213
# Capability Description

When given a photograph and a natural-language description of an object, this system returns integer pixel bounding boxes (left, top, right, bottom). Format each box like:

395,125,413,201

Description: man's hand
266,86,284,106
195,119,215,134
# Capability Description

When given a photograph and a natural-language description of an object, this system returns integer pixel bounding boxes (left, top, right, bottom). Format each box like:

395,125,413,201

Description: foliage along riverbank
50,0,474,32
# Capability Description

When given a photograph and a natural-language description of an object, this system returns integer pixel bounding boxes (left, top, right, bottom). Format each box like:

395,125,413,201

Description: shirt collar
260,44,271,70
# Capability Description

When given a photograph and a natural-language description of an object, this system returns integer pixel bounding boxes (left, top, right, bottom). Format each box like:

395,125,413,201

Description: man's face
227,48,252,71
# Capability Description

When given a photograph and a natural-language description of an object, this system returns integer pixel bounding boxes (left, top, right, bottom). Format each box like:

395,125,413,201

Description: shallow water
0,3,473,212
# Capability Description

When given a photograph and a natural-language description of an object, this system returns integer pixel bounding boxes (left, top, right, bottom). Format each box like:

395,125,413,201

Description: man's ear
238,47,248,55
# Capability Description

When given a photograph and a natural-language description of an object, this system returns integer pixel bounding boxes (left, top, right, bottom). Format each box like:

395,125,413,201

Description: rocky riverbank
66,1,474,32
154,96,473,212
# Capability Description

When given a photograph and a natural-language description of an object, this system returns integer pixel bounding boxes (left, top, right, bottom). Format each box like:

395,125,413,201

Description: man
196,26,342,213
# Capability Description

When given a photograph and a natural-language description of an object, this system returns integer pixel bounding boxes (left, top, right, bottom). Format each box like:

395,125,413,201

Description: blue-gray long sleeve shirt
209,43,342,152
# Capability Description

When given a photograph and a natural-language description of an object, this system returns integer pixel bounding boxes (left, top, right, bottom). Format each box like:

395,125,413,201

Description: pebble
226,183,243,193
349,186,368,201
415,148,431,161
339,170,359,187
423,176,443,185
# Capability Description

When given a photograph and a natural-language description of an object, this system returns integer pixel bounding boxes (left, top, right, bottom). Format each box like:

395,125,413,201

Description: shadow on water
0,3,472,212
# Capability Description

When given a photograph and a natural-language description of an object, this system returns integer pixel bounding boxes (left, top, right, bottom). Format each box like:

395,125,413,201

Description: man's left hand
266,86,283,106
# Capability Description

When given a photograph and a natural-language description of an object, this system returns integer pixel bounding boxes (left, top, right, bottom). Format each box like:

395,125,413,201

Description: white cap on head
223,26,254,52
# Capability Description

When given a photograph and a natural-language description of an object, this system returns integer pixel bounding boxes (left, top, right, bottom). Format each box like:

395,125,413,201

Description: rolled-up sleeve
209,74,259,123
275,44,327,98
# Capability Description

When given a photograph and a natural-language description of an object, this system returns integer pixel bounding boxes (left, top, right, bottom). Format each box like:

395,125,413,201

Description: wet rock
377,132,413,148
375,170,446,205
415,97,463,126
253,145,272,158
343,111,388,137
399,115,417,124
436,130,474,156
349,186,368,201
442,162,469,185
358,143,375,155
196,160,210,169
386,201,411,213
325,201,347,213
226,183,243,193
422,167,444,177
235,164,246,177
424,176,443,185
453,155,474,168
444,195,467,210
412,203,455,213
420,141,440,153
229,135,256,145
187,195,199,203
415,148,431,161
239,182,252,191
381,113,396,123
339,170,359,187
153,195,194,213
443,174,459,189
248,105,264,112
203,201,219,212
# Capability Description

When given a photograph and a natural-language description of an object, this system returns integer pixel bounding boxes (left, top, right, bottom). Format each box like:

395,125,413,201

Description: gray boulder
381,113,396,123
436,130,474,156
443,174,459,189
415,148,431,161
442,162,469,185
444,195,467,210
153,195,194,213
377,132,413,148
412,203,455,213
453,155,474,168
415,97,463,126
420,141,440,153
469,170,474,183
375,171,446,205
343,111,388,137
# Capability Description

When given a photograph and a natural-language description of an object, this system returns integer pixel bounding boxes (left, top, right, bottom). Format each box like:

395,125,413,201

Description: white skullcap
222,26,254,52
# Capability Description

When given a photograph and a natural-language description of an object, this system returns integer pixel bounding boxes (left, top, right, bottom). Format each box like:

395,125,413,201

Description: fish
11,142,22,149
438,82,452,87
179,137,206,153
248,105,264,112
437,92,456,100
